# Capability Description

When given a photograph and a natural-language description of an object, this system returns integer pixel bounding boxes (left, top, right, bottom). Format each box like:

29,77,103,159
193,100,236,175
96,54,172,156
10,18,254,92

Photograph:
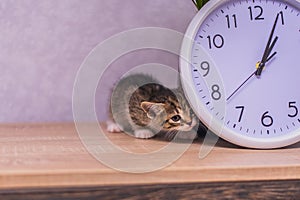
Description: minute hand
255,13,280,77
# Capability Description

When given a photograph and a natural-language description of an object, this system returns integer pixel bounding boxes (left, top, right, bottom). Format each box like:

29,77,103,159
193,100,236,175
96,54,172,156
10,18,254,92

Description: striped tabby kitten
106,74,200,140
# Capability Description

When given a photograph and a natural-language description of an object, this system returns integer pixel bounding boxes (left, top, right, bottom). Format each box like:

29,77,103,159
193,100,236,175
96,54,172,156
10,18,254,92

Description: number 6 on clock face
180,0,300,148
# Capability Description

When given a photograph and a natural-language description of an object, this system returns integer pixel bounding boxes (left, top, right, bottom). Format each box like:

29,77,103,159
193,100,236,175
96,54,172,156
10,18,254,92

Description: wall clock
180,0,300,148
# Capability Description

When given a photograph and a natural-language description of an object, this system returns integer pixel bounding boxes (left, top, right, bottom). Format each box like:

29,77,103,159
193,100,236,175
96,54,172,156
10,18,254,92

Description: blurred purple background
0,0,196,123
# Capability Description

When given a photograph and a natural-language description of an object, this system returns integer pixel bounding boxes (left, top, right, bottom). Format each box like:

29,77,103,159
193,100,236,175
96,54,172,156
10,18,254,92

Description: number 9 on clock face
180,0,300,148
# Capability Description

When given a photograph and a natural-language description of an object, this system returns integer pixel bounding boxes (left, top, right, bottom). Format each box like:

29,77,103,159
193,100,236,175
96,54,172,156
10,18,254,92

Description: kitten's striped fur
106,74,200,140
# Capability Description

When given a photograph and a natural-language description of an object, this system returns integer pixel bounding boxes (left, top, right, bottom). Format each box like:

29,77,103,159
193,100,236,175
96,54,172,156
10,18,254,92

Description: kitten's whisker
166,130,178,141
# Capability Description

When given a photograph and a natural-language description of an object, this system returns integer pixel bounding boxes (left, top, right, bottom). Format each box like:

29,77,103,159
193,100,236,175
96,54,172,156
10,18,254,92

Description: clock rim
179,0,300,149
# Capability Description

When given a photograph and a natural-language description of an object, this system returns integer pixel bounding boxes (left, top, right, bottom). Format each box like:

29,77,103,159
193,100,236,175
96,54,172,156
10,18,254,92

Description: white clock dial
180,0,300,148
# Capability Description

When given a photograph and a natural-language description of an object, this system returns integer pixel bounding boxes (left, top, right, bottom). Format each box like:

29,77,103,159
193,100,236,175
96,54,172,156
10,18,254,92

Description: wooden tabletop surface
0,123,299,189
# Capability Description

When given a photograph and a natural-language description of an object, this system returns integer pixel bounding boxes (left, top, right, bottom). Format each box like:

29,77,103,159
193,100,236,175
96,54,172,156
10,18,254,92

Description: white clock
180,0,300,148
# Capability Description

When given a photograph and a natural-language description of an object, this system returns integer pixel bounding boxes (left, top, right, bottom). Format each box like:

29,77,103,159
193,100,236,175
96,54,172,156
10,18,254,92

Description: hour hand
255,13,280,77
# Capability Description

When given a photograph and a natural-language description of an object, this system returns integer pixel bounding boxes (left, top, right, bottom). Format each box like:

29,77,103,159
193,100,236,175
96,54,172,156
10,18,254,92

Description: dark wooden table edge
0,179,299,200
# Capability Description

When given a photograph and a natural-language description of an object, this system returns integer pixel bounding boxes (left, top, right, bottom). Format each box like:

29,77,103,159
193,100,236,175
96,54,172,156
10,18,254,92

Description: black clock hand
226,70,256,101
256,13,279,77
266,51,277,63
256,36,278,76
226,14,281,102
226,50,277,102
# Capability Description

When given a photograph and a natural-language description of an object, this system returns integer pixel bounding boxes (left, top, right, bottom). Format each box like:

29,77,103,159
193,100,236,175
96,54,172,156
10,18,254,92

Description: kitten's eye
171,115,181,122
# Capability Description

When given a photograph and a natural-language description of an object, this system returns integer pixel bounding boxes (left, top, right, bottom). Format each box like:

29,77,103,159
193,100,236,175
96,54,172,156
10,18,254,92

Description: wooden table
0,123,299,199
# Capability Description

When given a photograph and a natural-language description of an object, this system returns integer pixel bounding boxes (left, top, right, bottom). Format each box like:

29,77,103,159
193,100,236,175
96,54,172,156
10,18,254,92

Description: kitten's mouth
181,126,194,131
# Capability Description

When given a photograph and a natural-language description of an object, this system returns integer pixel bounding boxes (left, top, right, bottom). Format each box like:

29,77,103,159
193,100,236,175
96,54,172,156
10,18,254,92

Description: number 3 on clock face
180,0,300,148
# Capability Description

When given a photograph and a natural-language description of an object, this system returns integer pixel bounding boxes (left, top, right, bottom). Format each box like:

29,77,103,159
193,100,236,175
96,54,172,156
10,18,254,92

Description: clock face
180,0,300,148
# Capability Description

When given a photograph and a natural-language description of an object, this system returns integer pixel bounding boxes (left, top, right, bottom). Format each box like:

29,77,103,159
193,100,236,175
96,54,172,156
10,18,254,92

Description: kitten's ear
141,102,165,119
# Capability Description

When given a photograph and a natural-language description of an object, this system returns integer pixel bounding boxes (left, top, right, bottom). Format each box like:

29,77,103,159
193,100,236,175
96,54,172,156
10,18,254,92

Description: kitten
106,74,201,140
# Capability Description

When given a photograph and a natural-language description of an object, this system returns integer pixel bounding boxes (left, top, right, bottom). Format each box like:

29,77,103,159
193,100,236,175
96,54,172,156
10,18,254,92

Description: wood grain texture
0,180,299,200
0,123,299,189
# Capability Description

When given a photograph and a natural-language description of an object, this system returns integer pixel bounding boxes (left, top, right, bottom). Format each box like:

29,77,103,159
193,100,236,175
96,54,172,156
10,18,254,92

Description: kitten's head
141,90,198,139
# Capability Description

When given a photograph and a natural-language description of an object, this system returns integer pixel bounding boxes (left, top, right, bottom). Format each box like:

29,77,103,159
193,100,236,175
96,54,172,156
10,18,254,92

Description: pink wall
0,0,196,122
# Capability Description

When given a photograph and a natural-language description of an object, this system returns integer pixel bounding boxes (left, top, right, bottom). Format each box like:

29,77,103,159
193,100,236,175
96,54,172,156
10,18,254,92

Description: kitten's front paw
134,129,155,139
106,121,122,133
